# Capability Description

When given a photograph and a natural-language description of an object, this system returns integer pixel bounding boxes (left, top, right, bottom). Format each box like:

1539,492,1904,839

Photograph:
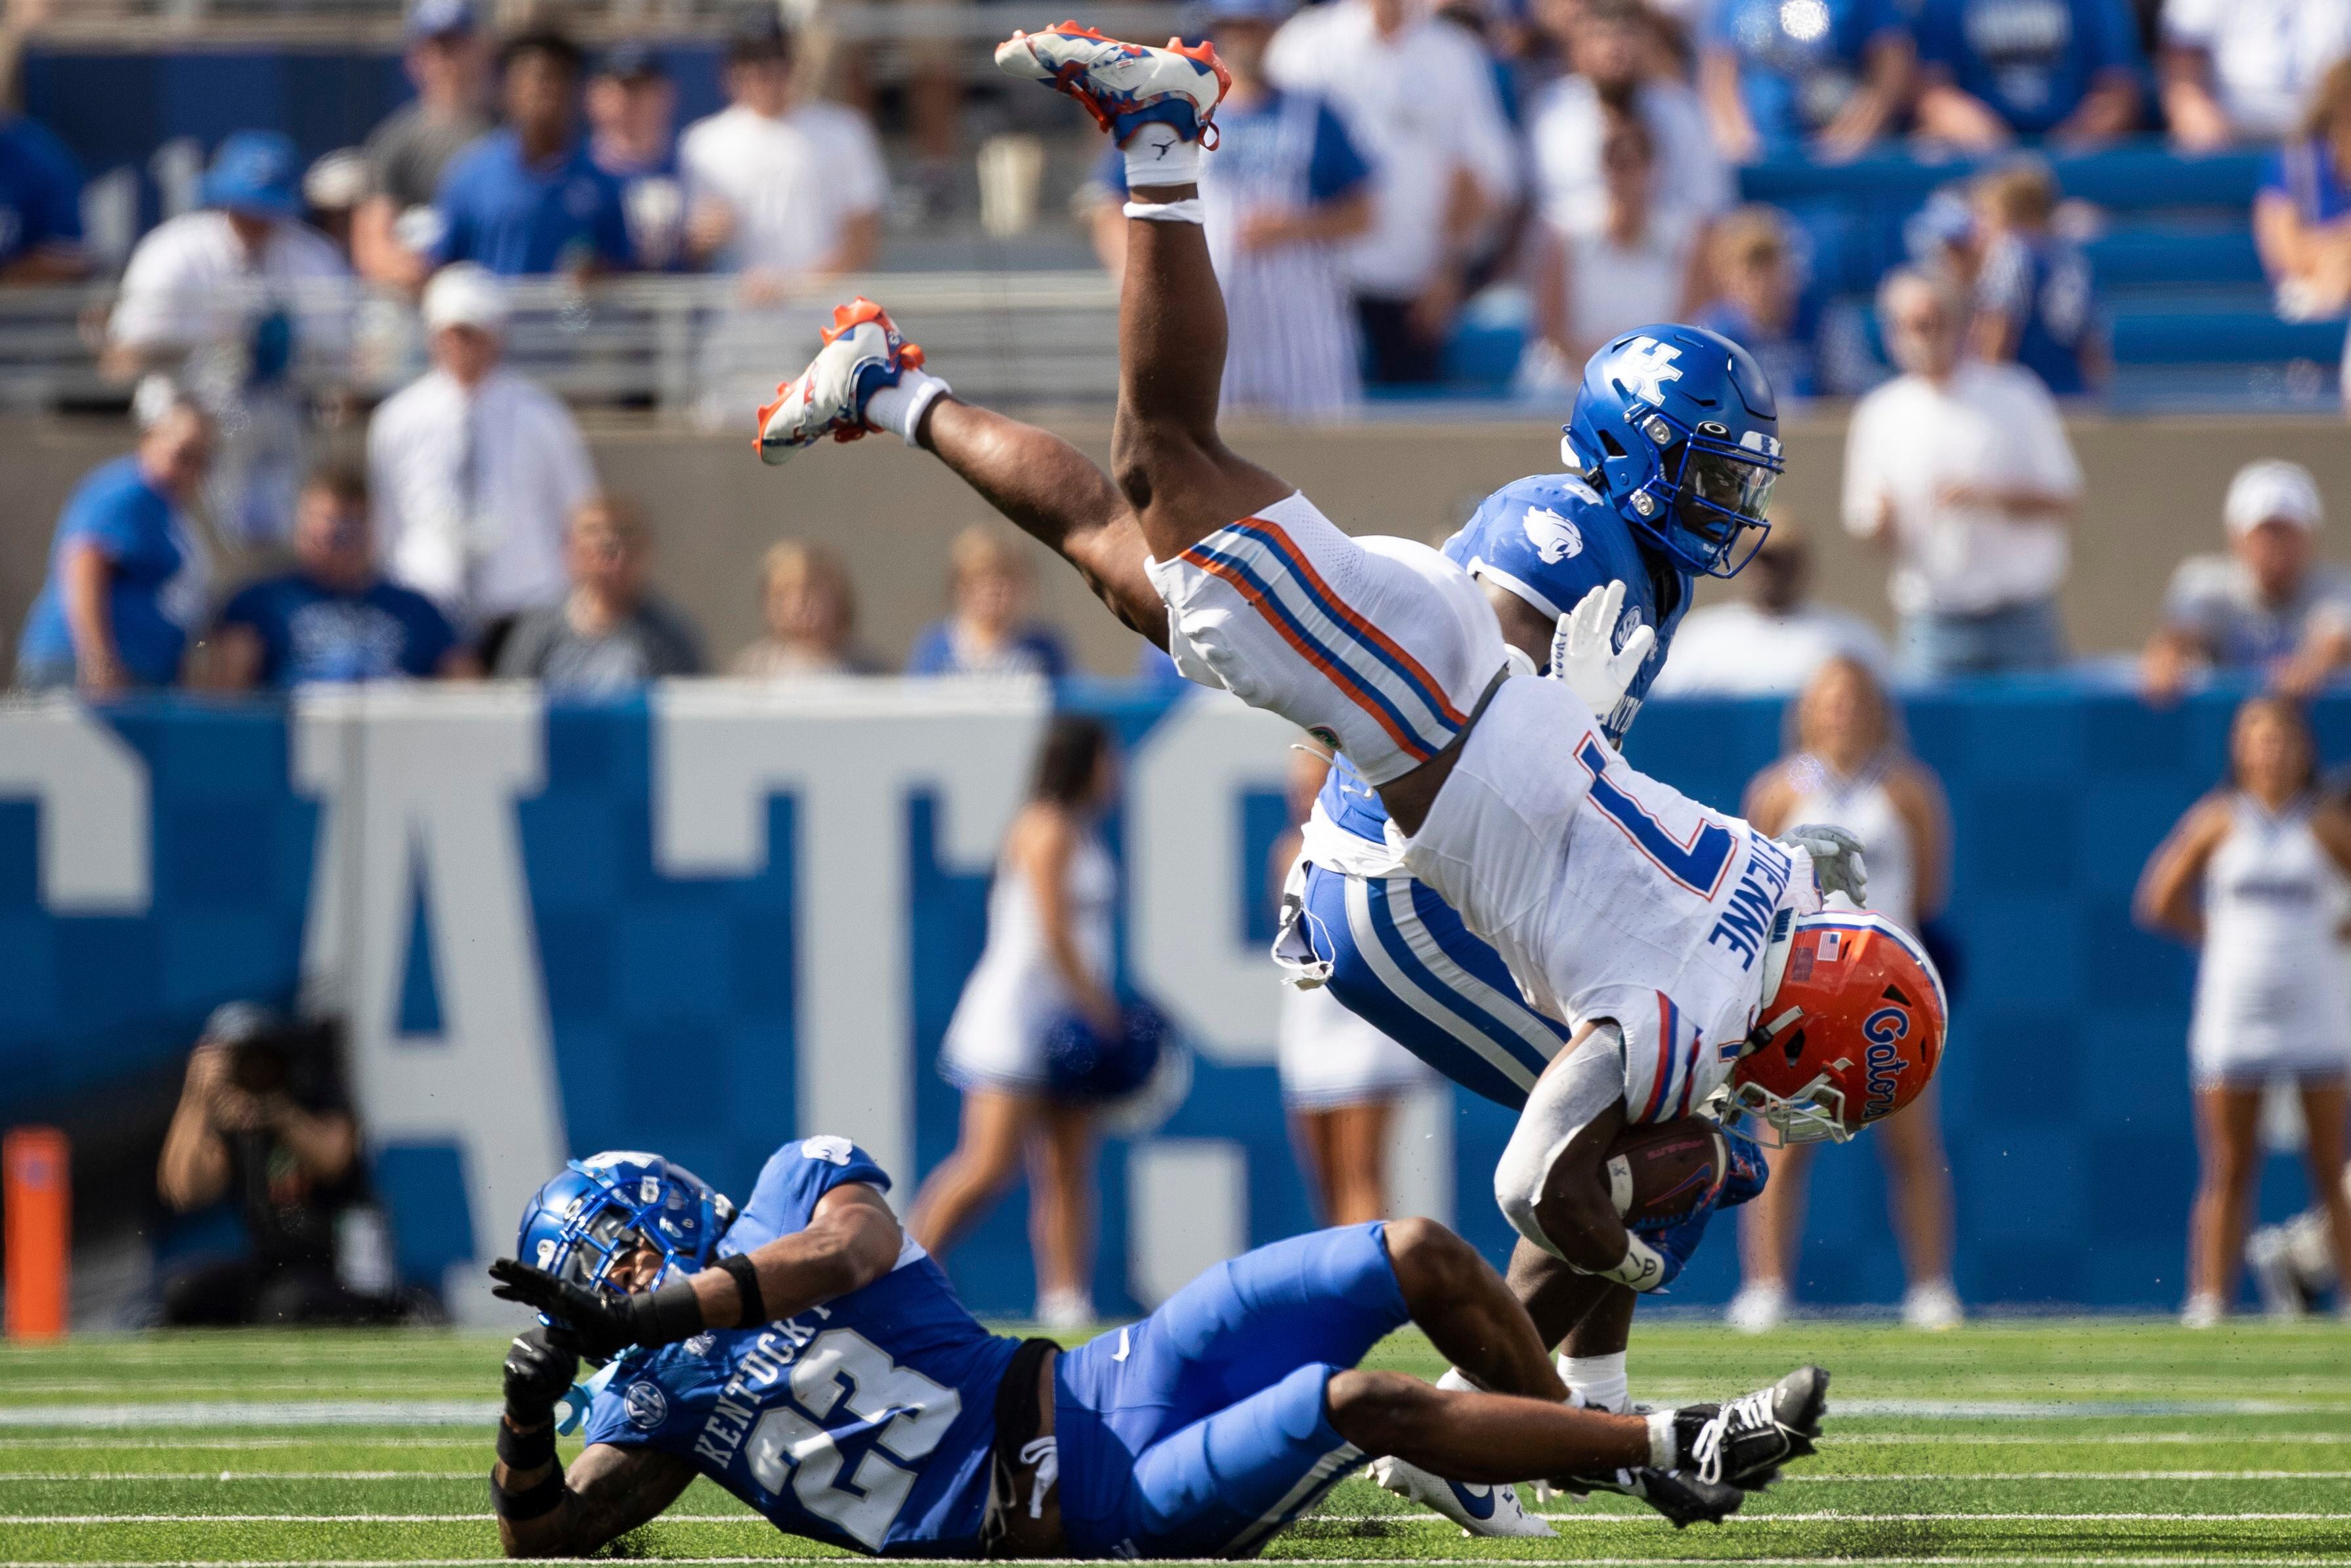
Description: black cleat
1672,1365,1829,1489
1552,1466,1745,1527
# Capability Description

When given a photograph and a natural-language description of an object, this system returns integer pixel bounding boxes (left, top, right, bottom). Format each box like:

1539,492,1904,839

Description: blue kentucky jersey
1314,474,1690,845
579,1136,1020,1557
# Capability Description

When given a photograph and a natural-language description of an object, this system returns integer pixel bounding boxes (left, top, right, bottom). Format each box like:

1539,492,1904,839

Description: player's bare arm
496,1435,694,1559
488,1183,902,1357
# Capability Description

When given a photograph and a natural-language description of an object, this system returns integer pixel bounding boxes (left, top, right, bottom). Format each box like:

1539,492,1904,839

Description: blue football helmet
1563,324,1783,578
514,1151,736,1300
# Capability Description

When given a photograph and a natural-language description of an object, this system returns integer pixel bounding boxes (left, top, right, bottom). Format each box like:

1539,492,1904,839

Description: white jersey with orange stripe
1144,492,1508,787
1394,673,1825,1126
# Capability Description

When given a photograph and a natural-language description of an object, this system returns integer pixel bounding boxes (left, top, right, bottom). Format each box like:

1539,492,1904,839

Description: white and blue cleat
1368,1456,1557,1538
994,22,1230,148
755,298,926,468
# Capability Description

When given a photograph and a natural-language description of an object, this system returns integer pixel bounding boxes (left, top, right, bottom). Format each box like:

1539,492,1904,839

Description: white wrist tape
1124,198,1206,224
1592,1233,1668,1292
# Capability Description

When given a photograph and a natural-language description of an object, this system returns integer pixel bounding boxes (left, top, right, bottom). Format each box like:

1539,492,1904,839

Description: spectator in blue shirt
2255,59,2351,320
0,111,86,282
1914,0,2144,147
1968,158,2104,394
208,467,474,690
1691,205,1824,398
587,41,692,272
906,525,1071,680
433,30,634,276
16,398,215,692
1699,0,1915,161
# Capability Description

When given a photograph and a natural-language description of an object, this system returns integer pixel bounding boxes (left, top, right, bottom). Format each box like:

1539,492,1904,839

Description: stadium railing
0,270,1121,416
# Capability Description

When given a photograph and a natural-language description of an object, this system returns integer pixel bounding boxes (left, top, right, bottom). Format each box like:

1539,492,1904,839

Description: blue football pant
1052,1222,1411,1559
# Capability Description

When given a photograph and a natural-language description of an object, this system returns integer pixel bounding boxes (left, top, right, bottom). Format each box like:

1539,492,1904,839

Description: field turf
1,1319,2346,1565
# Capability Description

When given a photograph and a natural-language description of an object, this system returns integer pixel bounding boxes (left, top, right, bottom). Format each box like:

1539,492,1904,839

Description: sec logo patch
624,1380,669,1430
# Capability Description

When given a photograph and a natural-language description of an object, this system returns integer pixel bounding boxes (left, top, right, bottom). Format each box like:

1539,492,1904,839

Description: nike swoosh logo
1447,1481,1497,1520
1113,1326,1132,1362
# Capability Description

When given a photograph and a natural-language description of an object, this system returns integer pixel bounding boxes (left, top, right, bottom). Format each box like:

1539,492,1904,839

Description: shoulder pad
1455,475,1649,622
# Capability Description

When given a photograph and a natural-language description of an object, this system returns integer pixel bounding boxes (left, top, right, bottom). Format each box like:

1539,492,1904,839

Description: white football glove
1548,581,1655,721
1780,822,1868,905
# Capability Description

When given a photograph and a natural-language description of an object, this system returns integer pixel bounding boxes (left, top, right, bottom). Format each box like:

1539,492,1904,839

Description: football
1605,1116,1730,1225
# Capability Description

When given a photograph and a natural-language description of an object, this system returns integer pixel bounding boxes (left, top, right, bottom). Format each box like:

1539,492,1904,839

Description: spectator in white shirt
368,263,597,650
1526,0,1731,248
2161,0,2351,150
106,131,352,548
1651,515,1894,696
677,9,885,303
1843,266,2083,679
2143,460,2351,702
1267,0,1520,384
1519,114,1696,393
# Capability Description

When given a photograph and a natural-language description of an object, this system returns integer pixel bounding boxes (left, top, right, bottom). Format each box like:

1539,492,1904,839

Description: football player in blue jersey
752,299,1850,1526
484,1139,1827,1557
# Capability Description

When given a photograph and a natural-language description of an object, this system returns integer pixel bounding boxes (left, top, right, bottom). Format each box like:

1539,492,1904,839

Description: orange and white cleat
755,299,927,467
994,22,1229,148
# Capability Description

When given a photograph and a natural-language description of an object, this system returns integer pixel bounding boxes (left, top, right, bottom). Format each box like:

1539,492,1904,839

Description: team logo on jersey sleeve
624,1380,669,1430
1521,507,1584,564
801,1135,855,1166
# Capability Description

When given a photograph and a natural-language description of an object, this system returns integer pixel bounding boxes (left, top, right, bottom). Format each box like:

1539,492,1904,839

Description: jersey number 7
1575,736,1737,899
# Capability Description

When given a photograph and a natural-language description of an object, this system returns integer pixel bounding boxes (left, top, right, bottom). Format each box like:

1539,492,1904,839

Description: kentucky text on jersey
1707,834,1795,971
689,1309,836,1470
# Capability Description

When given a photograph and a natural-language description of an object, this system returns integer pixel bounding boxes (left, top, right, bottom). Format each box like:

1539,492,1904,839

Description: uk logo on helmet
1617,337,1685,405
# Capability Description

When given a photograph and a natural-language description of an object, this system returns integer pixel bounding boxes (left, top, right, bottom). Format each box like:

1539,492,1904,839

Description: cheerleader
906,716,1120,1328
2138,695,2351,1326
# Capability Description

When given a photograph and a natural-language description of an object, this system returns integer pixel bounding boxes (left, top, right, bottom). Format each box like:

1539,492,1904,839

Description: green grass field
1,1319,2347,1565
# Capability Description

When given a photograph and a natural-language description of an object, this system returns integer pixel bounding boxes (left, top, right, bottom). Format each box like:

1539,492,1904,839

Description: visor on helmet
1666,443,1777,577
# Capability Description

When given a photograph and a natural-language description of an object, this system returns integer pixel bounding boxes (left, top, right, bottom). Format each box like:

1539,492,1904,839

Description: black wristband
717,1254,767,1326
491,1468,567,1521
497,1415,558,1472
624,1277,706,1347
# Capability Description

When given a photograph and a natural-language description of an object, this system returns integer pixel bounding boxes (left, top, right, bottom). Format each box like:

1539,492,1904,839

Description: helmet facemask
1644,413,1780,578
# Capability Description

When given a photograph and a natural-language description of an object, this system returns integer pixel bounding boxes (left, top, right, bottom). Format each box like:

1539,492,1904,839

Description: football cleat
1368,1456,1555,1538
1672,1365,1828,1489
994,22,1229,148
755,298,925,467
1550,1466,1743,1529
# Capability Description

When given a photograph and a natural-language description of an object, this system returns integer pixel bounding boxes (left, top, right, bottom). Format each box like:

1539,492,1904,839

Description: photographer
154,1003,384,1326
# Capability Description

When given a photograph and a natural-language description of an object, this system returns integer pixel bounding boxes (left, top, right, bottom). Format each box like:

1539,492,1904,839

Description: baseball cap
2224,459,2323,537
202,1000,281,1047
423,262,509,334
406,0,477,41
727,5,793,62
201,131,304,220
599,40,668,81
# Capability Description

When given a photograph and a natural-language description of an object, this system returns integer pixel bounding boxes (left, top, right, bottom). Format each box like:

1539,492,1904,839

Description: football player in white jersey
753,21,1948,1527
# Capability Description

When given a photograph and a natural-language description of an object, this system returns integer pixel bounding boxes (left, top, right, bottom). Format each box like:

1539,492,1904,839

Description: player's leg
2186,1082,2264,1319
903,1088,1035,1258
1302,865,1568,1111
2295,1078,2351,1302
1028,1101,1099,1321
917,397,1168,644
1876,1081,1961,1327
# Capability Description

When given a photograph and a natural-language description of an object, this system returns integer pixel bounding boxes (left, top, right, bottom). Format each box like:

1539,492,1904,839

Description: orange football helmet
1730,910,1948,1144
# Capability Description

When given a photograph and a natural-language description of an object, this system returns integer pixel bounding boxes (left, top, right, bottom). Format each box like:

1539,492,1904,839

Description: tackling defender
756,18,1944,1533
481,1141,1825,1556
